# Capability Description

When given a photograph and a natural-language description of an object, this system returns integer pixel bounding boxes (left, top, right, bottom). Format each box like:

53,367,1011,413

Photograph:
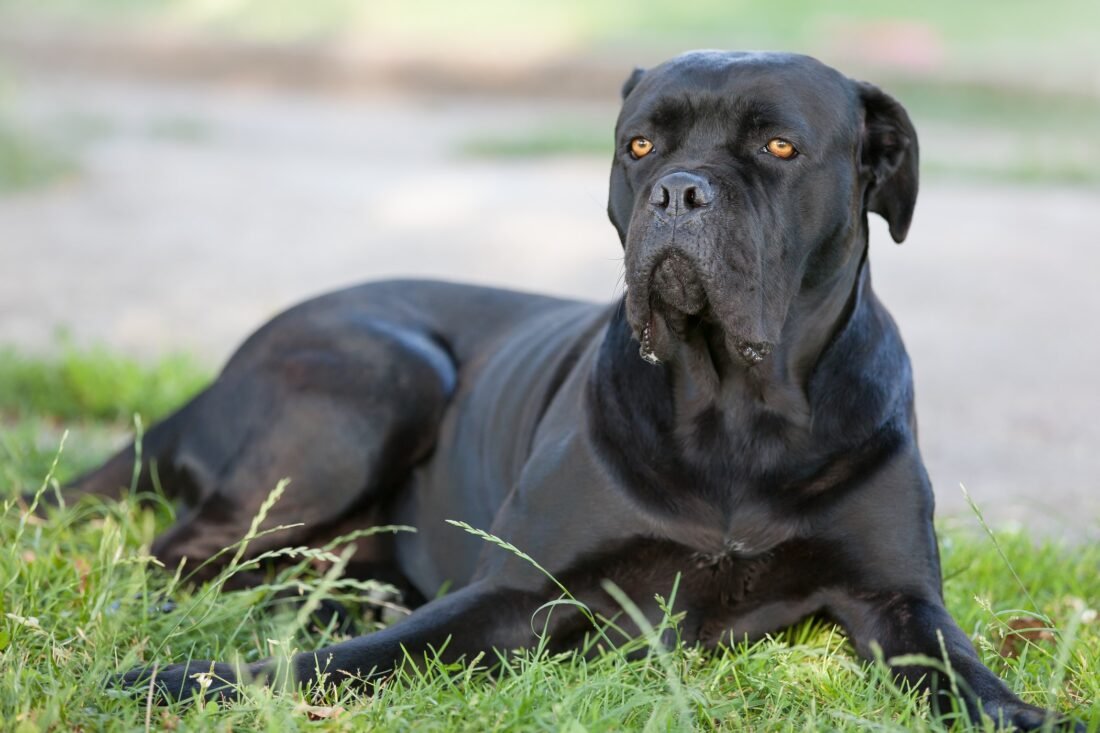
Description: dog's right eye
629,137,654,159
765,138,798,159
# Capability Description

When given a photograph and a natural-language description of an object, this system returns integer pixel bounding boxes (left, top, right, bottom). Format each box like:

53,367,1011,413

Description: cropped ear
857,82,919,243
621,67,646,100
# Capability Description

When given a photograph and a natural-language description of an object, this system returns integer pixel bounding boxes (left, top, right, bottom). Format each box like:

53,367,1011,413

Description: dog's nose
649,172,713,216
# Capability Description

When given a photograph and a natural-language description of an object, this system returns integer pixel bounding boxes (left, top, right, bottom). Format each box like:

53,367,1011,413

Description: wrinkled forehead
618,51,858,142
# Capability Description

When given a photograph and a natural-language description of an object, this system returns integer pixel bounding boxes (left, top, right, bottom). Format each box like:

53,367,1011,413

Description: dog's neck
591,235,900,487
593,229,888,480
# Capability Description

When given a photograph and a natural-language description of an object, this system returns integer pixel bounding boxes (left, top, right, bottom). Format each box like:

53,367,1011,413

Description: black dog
65,51,1075,729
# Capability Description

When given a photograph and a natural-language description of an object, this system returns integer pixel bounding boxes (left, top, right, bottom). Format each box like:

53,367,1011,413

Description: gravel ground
1,72,1097,537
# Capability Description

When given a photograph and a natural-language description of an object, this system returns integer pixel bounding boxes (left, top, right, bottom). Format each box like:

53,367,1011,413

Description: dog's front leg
828,591,1082,731
121,581,548,703
290,581,545,688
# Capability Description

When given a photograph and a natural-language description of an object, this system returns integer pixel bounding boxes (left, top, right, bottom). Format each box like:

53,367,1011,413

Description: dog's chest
723,518,793,562
680,490,801,563
688,544,778,608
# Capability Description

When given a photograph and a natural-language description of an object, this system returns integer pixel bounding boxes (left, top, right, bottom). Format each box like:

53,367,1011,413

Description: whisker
612,264,628,321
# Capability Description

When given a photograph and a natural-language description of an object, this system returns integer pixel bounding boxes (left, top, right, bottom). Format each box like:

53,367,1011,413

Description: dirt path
1,73,1097,537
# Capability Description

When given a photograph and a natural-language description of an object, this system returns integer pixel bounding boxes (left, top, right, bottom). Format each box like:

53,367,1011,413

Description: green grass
0,343,210,502
0,342,209,423
459,126,613,160
1,349,1098,731
0,116,74,194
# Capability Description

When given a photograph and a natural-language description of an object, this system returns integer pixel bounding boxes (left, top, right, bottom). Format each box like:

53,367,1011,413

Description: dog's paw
114,661,243,704
992,701,1085,732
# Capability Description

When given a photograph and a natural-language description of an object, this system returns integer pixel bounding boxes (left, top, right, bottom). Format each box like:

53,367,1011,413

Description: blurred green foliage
11,0,1100,62
0,343,209,422
2,0,1098,189
0,118,73,193
458,76,1100,186
356,0,1100,69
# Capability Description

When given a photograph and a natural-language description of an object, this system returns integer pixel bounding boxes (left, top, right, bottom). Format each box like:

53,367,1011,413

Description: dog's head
608,51,918,367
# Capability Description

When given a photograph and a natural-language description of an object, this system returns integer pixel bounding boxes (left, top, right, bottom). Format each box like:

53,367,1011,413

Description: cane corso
66,51,1077,729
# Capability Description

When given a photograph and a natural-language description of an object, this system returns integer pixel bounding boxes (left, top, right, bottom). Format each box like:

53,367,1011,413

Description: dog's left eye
764,138,798,159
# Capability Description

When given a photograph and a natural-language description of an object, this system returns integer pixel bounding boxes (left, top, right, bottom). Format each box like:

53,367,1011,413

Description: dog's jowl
64,51,1080,730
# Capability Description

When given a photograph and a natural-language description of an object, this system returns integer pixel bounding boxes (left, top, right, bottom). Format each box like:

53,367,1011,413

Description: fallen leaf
73,557,91,594
295,704,346,720
997,616,1056,658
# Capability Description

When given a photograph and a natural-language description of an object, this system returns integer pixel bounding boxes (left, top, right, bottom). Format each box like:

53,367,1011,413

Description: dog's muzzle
651,251,707,316
627,170,774,369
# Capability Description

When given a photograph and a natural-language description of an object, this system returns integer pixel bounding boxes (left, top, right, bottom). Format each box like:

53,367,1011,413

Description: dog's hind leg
41,399,201,510
145,322,456,584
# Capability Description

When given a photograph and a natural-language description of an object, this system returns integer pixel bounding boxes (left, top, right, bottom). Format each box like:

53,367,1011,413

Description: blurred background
0,0,1097,535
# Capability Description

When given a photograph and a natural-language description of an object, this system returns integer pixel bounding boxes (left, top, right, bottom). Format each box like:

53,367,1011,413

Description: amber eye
629,137,654,159
765,138,797,159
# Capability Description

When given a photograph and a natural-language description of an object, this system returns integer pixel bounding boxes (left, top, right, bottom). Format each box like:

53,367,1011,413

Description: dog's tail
52,400,197,507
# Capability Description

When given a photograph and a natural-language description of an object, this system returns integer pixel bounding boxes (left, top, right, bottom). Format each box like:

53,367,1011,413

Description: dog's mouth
636,301,772,369
625,219,778,371
638,308,698,366
638,320,660,365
